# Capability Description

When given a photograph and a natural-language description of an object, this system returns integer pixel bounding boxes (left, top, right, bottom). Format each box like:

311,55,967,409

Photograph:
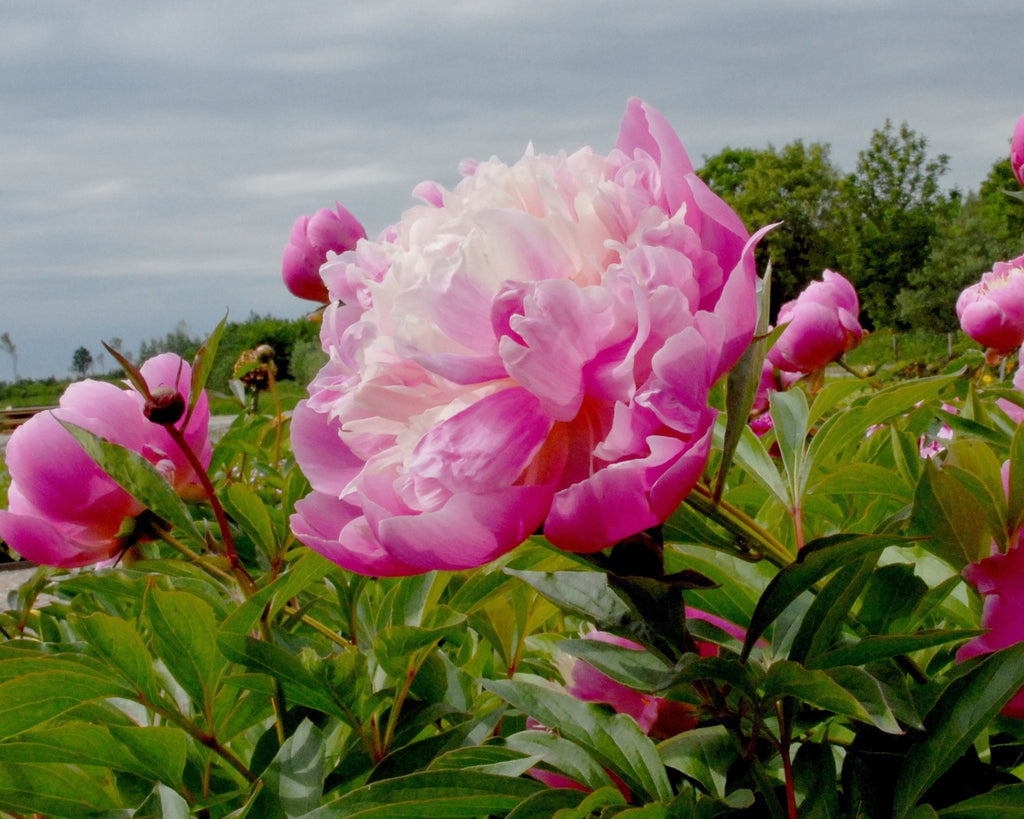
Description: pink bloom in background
560,631,697,739
1012,112,1024,189
767,270,863,374
957,256,1024,354
282,203,367,302
0,354,211,568
957,544,1024,719
290,99,769,575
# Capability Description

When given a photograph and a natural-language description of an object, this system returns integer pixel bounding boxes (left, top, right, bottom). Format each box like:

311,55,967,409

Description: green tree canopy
71,346,93,377
839,120,953,328
699,141,845,318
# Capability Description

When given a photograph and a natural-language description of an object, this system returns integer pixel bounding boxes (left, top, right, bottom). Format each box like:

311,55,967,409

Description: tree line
697,120,1024,332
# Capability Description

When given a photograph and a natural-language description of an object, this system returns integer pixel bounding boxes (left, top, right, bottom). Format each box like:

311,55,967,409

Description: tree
0,332,17,381
898,159,1024,331
838,120,953,328
699,141,846,317
71,346,93,377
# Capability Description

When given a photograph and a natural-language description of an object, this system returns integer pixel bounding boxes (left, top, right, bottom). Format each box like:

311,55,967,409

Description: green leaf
304,769,544,818
937,784,1024,816
788,556,877,666
505,788,591,819
811,630,981,669
793,741,839,818
74,611,165,705
60,421,204,543
505,729,618,793
909,458,991,570
893,642,1024,818
110,725,188,788
1008,421,1024,534
558,637,673,693
187,311,228,426
727,423,791,506
0,668,132,739
659,725,736,800
764,661,901,733
504,568,634,629
0,762,123,815
222,482,279,557
374,606,466,677
807,378,867,428
253,720,324,819
429,746,541,779
143,586,225,710
742,534,905,660
770,386,809,498
484,675,672,802
134,784,192,819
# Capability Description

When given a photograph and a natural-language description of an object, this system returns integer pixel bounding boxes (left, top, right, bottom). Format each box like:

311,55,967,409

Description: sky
1,0,1021,380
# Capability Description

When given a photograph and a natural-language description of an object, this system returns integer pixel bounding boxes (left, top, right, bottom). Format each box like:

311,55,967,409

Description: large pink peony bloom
957,544,1024,718
0,354,211,568
957,256,1024,354
282,203,367,302
1012,112,1024,189
290,99,769,575
767,270,862,374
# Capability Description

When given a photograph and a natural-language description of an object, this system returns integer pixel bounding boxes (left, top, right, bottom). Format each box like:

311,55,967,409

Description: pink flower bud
957,255,1024,354
1012,112,1024,189
282,203,366,302
768,270,863,374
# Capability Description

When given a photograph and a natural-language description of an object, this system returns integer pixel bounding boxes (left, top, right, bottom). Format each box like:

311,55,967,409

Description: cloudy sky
1,1,1020,379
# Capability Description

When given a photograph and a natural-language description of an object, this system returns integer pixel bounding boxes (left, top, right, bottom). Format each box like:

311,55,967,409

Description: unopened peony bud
282,203,366,302
144,385,186,425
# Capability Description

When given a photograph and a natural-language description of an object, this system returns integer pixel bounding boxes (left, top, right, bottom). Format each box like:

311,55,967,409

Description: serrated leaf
742,534,905,660
60,421,204,543
303,769,544,818
484,675,672,802
893,642,1024,818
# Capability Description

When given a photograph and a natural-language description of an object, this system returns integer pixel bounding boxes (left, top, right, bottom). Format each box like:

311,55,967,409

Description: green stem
163,423,257,597
688,483,795,566
153,525,236,586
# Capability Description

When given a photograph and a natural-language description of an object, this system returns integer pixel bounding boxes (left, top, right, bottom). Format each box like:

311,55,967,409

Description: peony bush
2,102,1024,817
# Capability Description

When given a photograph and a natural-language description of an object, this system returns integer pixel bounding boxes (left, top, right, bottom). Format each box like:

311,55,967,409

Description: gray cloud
1,0,1020,378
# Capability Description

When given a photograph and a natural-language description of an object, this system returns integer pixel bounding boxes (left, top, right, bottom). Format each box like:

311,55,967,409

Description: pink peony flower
0,354,211,568
282,203,367,302
290,99,769,575
957,256,1024,354
957,544,1024,718
767,270,863,374
1012,112,1024,189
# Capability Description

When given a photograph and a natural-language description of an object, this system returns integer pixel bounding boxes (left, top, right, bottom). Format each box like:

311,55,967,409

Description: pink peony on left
1012,112,1024,189
290,99,769,576
0,354,211,568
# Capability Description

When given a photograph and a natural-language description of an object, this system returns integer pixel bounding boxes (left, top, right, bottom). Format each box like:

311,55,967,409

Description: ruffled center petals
500,280,618,420
408,387,553,494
